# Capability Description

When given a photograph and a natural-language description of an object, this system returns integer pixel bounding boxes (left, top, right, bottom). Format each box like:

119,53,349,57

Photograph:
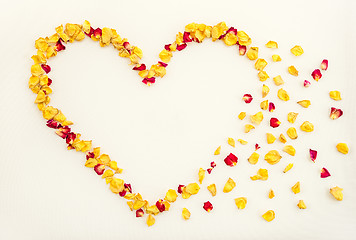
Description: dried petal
165,189,178,202
297,200,307,209
224,153,238,167
266,41,278,48
156,199,166,212
94,164,105,175
291,182,300,194
136,209,144,217
250,168,268,181
211,161,217,168
262,84,270,98
265,150,282,165
146,215,155,227
283,163,294,173
336,143,349,154
260,100,268,110
288,66,298,76
321,168,331,178
243,94,253,103
270,118,281,128
277,88,290,101
85,158,98,168
266,133,276,144
239,44,247,55
237,31,251,46
321,59,328,70
279,134,287,144
223,178,236,193
238,139,248,145
310,149,317,162
304,80,311,87
330,186,343,201
214,146,221,155
207,184,217,196
41,64,51,74
248,152,260,165
198,168,206,184
286,127,298,140
178,184,185,194
272,54,282,62
330,107,343,120
269,189,275,199
297,100,311,108
245,124,255,133
203,201,213,212
311,69,322,81
262,210,275,222
269,102,275,112
207,168,213,174
258,71,269,82
182,208,191,220
273,75,284,86
185,183,200,195
255,59,268,71
246,47,258,60
235,197,247,209
291,45,304,56
228,138,236,147
255,144,261,150
287,112,298,124
238,112,247,120
283,145,296,156
109,178,124,194
329,91,341,101
250,112,264,125
300,121,314,132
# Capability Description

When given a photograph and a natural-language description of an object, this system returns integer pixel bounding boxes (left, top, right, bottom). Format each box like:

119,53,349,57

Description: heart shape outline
29,20,326,226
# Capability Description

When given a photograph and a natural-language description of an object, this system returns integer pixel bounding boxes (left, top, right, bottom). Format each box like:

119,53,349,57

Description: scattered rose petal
238,44,247,55
258,71,269,82
146,215,155,227
329,91,341,101
270,118,281,128
300,121,314,132
311,69,322,81
283,163,294,173
250,111,264,125
228,137,236,147
287,112,298,123
269,102,275,112
262,84,270,97
268,190,275,199
279,134,287,144
266,133,276,144
250,168,268,181
330,186,343,201
287,127,298,140
297,100,311,108
178,184,185,194
273,75,284,86
223,178,236,193
136,209,144,217
330,107,343,120
235,197,247,209
297,200,307,209
255,58,268,71
238,112,246,120
255,143,261,150
156,199,166,212
203,201,213,212
182,208,191,220
336,143,349,154
243,94,253,103
262,210,275,222
277,88,290,101
264,150,282,165
41,64,51,74
321,168,331,178
291,182,300,194
288,65,299,76
291,45,304,56
211,161,216,168
266,41,278,48
272,54,281,62
248,152,259,165
207,184,217,196
245,124,255,133
94,164,105,175
177,43,187,51
198,168,205,184
304,80,311,87
283,145,296,156
224,153,238,167
309,149,317,162
321,59,328,70
133,64,146,71
207,168,213,174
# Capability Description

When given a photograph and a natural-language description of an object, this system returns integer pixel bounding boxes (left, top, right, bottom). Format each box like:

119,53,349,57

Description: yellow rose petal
336,143,349,154
235,197,247,209
262,210,275,222
291,45,304,56
223,178,236,193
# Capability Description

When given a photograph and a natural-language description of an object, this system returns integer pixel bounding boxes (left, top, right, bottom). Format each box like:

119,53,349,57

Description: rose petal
309,149,317,162
224,153,238,167
270,118,281,128
330,107,343,120
321,59,328,70
243,94,253,103
321,168,331,178
311,69,322,81
203,201,213,212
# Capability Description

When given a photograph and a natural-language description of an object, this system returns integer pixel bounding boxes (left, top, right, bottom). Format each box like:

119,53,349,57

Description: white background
0,0,355,239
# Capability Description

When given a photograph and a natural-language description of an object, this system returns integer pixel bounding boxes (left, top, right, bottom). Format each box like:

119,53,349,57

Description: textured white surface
0,0,356,239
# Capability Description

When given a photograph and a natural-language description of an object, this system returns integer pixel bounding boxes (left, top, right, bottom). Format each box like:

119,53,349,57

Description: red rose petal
330,107,343,120
270,118,281,128
136,209,144,217
41,64,51,74
183,32,192,43
243,94,253,103
65,132,76,145
255,143,261,150
164,44,171,51
304,80,311,87
321,59,328,71
177,43,187,51
46,119,58,129
224,153,238,167
84,27,94,37
158,61,168,67
203,201,213,212
238,44,247,55
268,102,275,112
132,64,146,71
94,164,105,175
321,167,331,178
86,152,95,160
177,184,185,194
156,199,166,212
311,69,322,81
142,77,156,85
207,168,213,174
309,149,317,162
210,161,216,168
